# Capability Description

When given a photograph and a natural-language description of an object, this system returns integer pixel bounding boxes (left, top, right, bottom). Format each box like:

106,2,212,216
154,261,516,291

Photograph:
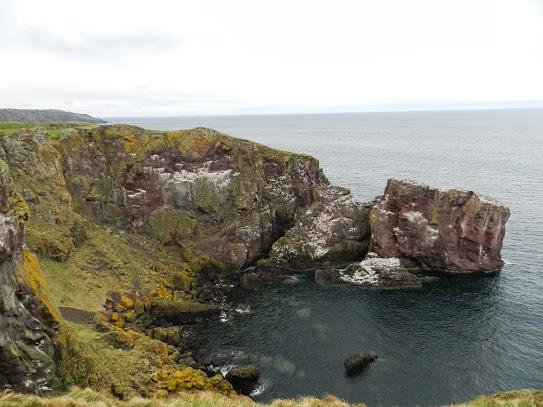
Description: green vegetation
49,129,62,139
40,226,192,312
56,321,233,399
0,121,36,131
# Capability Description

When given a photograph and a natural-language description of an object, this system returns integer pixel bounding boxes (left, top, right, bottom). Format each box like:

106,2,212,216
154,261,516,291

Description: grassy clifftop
0,388,541,407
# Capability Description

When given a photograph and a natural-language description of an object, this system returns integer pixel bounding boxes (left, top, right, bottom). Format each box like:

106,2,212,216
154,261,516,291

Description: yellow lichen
9,193,30,221
16,249,62,322
120,295,135,309
155,367,232,394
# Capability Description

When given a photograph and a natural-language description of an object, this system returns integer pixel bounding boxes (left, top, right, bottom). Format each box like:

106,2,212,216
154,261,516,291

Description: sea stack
369,178,510,272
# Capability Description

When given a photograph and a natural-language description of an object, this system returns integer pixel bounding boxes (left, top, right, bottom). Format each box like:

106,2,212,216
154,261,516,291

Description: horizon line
100,103,543,119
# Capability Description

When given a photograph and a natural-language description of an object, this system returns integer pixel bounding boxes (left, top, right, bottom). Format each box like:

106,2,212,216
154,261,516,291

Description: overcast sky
1,0,542,117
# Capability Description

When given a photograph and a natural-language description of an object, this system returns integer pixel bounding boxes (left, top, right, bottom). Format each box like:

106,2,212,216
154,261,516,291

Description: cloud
16,27,177,59
0,0,17,36
1,0,542,116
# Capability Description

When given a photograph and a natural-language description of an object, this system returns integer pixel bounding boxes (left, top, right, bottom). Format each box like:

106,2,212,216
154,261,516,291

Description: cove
199,272,541,406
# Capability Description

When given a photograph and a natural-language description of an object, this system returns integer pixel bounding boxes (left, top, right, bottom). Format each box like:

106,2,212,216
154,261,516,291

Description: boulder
370,178,510,271
343,352,378,376
225,365,260,395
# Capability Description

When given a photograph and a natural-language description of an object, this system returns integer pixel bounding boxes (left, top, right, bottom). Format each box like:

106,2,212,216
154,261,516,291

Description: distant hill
0,108,106,124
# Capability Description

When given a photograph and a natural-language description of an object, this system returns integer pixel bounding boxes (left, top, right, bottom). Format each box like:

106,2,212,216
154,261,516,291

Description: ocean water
110,109,543,406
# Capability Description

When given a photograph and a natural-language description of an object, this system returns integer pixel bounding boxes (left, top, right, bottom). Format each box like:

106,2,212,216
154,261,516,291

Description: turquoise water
111,109,543,405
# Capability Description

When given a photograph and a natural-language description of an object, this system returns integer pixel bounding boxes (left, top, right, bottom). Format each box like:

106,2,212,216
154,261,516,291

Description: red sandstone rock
369,178,510,271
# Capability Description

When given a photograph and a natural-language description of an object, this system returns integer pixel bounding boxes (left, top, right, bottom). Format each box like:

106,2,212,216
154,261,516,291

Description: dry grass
0,389,356,407
1,389,541,407
453,389,543,407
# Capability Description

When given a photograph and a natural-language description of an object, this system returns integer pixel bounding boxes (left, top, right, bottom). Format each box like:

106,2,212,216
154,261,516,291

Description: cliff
0,109,106,124
0,159,61,393
369,178,510,271
0,123,511,399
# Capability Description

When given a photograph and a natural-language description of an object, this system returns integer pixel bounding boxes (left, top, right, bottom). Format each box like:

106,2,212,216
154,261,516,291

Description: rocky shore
0,123,510,399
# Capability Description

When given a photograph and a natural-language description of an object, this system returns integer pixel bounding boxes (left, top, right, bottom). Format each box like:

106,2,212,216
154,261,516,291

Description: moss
193,177,221,214
171,271,193,292
26,214,89,261
149,327,182,346
149,209,199,244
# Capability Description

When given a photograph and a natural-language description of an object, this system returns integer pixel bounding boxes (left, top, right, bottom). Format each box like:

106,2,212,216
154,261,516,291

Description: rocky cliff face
58,125,326,272
317,178,510,290
0,123,511,397
0,160,61,393
252,185,372,286
369,178,510,271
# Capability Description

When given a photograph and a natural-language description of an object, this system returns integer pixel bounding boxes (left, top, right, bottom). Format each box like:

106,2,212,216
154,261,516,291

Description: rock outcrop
257,186,372,273
58,125,326,272
317,179,510,289
225,365,260,395
315,256,421,289
0,160,61,393
369,178,510,272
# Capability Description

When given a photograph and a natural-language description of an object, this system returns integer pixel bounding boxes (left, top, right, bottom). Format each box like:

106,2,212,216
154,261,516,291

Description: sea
109,109,543,406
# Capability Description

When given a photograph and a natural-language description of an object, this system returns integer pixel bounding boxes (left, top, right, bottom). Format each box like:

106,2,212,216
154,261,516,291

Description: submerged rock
370,178,510,272
343,352,378,376
225,365,260,395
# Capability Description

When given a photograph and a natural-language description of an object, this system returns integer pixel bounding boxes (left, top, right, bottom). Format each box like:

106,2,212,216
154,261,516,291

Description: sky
0,0,542,117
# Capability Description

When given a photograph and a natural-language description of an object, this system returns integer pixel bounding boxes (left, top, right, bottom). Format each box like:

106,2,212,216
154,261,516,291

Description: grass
0,121,36,131
0,389,541,407
0,388,360,407
57,321,174,396
40,226,188,312
49,129,62,139
454,390,543,407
